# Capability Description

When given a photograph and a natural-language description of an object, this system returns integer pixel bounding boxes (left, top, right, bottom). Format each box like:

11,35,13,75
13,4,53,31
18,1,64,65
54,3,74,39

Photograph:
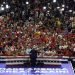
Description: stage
0,61,74,75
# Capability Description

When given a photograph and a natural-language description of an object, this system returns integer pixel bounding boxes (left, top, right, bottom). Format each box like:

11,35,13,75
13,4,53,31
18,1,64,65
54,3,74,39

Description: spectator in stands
0,0,75,57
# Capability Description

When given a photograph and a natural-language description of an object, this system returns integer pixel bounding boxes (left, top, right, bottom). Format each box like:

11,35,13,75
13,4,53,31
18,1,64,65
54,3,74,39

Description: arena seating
0,0,75,58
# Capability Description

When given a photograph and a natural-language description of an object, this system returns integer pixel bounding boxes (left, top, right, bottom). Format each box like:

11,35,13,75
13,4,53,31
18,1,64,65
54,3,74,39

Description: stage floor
0,62,74,75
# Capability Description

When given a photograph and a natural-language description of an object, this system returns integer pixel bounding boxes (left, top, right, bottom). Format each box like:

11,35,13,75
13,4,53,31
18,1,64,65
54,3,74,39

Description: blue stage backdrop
0,61,74,75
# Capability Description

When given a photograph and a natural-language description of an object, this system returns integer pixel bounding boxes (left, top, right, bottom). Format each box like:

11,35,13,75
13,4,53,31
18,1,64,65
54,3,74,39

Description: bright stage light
53,0,56,3
6,4,9,9
43,6,46,10
26,1,29,4
1,7,4,11
57,6,60,9
61,8,64,11
62,4,65,8
69,10,72,12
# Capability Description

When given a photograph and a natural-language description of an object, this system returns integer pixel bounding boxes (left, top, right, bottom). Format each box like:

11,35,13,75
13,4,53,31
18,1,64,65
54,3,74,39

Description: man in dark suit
30,48,38,67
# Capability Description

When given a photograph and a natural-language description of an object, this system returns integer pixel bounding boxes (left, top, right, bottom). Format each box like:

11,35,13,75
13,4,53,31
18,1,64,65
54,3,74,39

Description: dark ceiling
0,0,75,16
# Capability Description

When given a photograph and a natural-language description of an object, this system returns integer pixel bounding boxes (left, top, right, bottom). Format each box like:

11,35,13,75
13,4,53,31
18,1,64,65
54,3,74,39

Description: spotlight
61,8,64,11
62,4,65,8
26,1,29,4
57,6,60,9
1,7,4,11
53,0,56,3
6,4,9,9
69,10,72,12
43,6,46,10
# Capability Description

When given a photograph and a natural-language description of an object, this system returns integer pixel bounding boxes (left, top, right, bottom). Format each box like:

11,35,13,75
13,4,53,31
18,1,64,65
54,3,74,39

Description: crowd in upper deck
0,0,75,57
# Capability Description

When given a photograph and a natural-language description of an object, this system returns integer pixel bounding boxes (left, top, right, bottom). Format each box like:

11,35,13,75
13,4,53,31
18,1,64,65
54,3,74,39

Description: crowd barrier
0,56,74,65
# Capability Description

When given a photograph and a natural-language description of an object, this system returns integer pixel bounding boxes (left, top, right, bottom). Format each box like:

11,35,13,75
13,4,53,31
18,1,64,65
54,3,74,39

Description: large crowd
0,0,75,57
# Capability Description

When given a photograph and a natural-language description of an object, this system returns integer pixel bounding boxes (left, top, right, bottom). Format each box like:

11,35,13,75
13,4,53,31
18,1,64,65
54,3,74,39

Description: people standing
29,48,38,67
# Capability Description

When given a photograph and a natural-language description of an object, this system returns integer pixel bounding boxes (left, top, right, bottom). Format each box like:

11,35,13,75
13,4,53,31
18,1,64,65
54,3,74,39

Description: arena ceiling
0,0,75,16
